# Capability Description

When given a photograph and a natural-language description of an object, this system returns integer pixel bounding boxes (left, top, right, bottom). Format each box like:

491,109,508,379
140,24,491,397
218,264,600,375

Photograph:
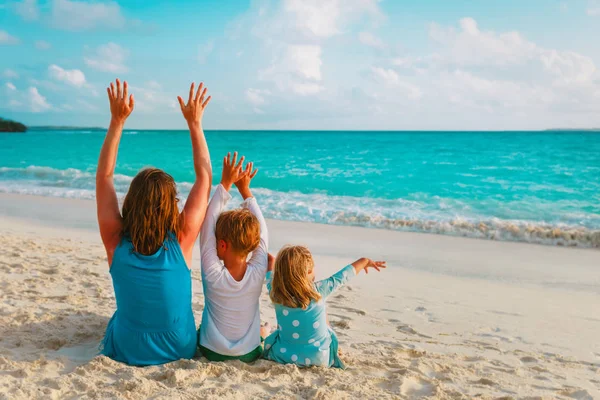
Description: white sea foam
1,166,599,248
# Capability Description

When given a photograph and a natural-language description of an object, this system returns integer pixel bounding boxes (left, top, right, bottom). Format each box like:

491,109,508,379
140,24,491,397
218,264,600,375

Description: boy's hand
267,253,275,272
107,78,134,124
177,82,211,127
234,161,258,199
221,152,246,192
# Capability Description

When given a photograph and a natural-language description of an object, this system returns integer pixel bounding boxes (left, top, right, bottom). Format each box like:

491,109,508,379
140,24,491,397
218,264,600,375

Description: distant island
29,126,105,131
545,128,600,132
0,117,27,132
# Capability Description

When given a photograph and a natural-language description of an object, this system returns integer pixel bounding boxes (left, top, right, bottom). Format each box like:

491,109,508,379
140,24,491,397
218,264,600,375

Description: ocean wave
1,166,599,248
326,214,600,248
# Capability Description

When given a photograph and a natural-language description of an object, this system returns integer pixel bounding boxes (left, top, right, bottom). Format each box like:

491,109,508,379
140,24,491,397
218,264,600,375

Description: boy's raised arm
200,152,246,278
199,184,230,277
235,163,269,270
96,78,134,265
177,82,212,254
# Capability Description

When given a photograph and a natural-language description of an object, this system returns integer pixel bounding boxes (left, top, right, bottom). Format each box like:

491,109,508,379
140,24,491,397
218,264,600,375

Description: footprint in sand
394,322,431,339
337,306,367,316
329,313,352,330
331,319,351,330
399,377,437,398
520,356,538,363
473,377,496,386
557,388,593,400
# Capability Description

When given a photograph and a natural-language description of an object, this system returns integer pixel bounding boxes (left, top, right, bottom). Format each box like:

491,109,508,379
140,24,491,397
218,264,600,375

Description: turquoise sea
1,129,599,247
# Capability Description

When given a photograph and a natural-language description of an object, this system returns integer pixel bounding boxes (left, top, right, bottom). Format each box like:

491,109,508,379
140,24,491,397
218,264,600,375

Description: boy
198,152,268,362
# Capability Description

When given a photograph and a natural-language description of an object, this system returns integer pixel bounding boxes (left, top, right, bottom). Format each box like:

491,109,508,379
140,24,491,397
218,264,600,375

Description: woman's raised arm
96,79,134,265
177,82,212,258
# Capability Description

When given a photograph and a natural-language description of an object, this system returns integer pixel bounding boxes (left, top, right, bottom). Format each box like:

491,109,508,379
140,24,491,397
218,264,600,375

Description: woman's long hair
270,245,321,309
121,168,181,255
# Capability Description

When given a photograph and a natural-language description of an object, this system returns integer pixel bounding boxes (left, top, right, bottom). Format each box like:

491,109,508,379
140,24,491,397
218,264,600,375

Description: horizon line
27,126,600,133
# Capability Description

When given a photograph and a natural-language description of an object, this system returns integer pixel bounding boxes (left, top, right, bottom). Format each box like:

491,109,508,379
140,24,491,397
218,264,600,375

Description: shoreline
1,192,599,288
1,193,599,398
1,191,599,251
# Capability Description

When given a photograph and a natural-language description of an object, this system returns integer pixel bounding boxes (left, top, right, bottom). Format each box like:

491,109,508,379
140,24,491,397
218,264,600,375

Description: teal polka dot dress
262,264,355,369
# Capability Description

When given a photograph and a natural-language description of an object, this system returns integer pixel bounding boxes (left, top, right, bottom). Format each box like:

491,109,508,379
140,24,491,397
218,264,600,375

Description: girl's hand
107,79,134,124
364,259,386,274
352,257,386,274
177,82,211,126
221,152,247,192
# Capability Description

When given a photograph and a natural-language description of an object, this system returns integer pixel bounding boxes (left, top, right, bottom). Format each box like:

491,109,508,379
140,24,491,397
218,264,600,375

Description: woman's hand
107,79,134,125
235,161,258,199
221,152,247,192
177,82,211,126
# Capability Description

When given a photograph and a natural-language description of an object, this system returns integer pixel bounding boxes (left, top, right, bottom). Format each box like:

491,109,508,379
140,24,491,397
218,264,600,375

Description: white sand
0,193,598,399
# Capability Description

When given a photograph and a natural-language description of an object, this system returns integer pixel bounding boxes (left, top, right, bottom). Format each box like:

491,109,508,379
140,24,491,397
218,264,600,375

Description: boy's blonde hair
215,209,260,256
270,245,321,309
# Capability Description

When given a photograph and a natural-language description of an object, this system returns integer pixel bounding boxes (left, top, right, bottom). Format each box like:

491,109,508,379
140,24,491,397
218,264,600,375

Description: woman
96,79,212,366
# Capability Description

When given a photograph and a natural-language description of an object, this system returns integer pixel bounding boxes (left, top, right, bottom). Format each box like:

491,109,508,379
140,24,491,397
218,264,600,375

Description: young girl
97,79,212,366
262,246,385,368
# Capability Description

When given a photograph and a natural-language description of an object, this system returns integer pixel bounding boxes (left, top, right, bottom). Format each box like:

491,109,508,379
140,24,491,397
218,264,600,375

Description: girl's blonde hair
270,245,321,309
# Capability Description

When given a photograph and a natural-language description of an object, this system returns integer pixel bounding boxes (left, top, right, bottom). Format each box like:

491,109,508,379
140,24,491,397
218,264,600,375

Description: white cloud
245,88,271,106
48,64,86,87
371,67,399,85
146,80,161,90
35,40,51,50
290,45,322,80
3,69,19,79
198,40,214,64
130,82,178,113
242,0,382,99
260,45,324,95
15,0,39,21
380,18,600,123
587,1,600,15
28,87,52,112
359,31,386,49
0,30,20,45
282,0,384,39
428,18,537,67
370,67,423,99
245,88,272,113
50,0,126,31
290,82,324,95
6,82,17,91
84,43,128,73
424,17,598,87
60,99,97,112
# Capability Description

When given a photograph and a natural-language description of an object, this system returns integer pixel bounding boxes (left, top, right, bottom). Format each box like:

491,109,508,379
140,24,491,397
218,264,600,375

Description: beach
1,193,598,399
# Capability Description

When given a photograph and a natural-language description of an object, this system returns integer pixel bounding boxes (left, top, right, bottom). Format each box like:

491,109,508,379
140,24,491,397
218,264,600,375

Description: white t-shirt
198,184,268,356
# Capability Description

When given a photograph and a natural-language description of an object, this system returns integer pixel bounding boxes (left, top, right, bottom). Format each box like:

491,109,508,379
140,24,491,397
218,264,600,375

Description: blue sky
1,0,600,130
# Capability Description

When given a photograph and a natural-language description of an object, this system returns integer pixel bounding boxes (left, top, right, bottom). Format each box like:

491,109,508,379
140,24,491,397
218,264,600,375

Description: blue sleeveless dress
100,234,197,366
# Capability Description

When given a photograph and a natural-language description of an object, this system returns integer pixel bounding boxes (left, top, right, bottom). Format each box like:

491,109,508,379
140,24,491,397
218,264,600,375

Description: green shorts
196,328,263,363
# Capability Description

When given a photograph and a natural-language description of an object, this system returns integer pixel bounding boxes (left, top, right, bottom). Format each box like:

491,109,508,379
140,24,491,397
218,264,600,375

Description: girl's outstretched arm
315,258,386,298
96,79,134,265
177,82,213,261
